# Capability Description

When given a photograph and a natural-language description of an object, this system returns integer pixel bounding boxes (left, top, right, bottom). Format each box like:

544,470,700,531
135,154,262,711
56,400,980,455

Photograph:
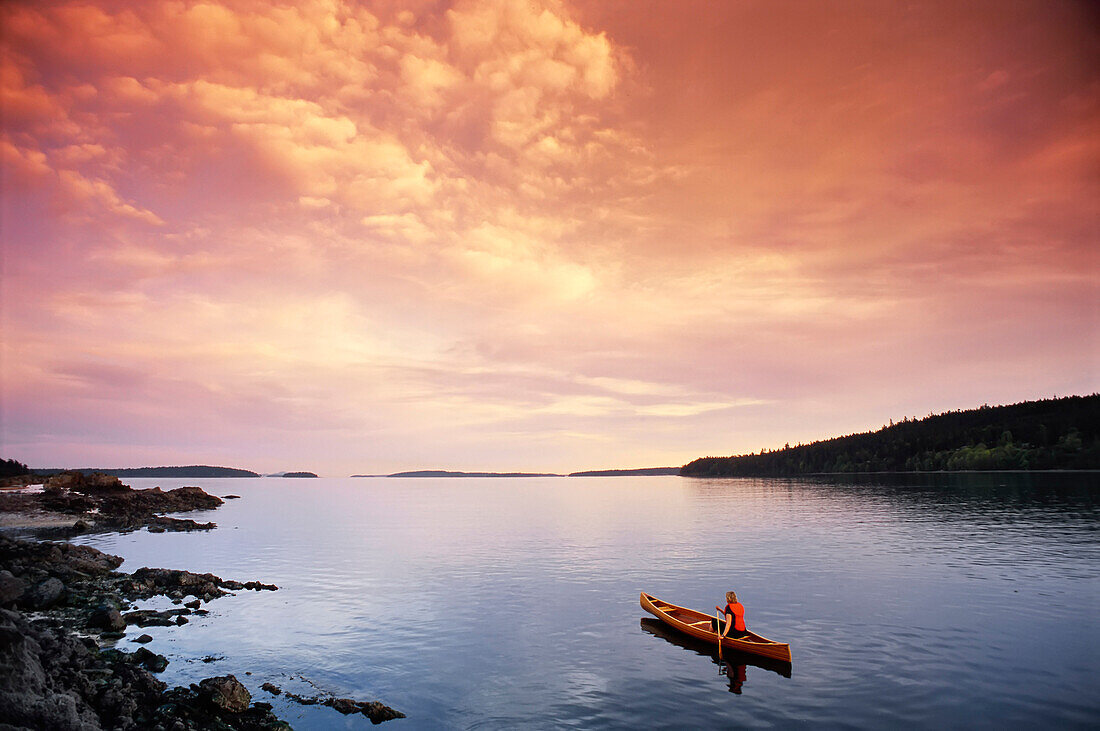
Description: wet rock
88,605,126,632
132,647,168,673
184,600,200,609
0,570,26,606
0,536,301,729
261,682,281,695
360,700,407,724
132,634,153,644
123,610,177,628
283,690,406,724
22,577,65,609
149,516,217,532
242,581,279,592
198,674,251,713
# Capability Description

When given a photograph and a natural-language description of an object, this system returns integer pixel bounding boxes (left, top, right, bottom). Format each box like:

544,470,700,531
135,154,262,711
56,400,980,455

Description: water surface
74,473,1100,728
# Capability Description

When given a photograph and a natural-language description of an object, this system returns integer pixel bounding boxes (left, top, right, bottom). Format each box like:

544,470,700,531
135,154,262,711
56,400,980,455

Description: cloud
1,0,1096,472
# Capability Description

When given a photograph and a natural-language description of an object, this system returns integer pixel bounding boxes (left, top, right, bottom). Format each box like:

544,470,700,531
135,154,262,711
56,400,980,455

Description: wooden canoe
640,592,792,663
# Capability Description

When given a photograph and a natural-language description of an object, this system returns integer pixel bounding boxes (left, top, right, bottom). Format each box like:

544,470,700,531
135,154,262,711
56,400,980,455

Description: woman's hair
726,591,738,604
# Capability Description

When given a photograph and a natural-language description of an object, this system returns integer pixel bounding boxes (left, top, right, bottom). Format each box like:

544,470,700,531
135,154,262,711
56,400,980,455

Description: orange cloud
1,0,1096,473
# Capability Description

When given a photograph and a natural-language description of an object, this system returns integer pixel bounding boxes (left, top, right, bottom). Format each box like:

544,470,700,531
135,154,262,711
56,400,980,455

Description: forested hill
681,395,1100,477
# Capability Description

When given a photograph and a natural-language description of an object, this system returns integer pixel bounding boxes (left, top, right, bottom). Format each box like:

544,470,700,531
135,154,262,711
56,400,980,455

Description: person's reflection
639,617,791,698
720,661,747,694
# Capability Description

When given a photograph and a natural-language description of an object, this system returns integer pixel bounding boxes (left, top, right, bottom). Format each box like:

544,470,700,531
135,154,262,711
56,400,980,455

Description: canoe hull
640,592,792,663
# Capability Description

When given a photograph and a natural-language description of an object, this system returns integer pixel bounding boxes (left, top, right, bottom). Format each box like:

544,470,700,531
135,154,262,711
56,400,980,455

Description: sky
1,0,1097,475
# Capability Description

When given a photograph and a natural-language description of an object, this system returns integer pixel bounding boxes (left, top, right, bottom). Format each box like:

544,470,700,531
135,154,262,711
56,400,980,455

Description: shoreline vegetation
0,472,404,729
682,395,1100,477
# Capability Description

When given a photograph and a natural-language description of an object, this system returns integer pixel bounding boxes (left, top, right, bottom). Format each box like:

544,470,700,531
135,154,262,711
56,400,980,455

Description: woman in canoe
713,590,749,639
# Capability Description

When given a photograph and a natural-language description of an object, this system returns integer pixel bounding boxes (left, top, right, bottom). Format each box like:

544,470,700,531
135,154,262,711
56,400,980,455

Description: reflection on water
639,617,793,690
71,473,1099,729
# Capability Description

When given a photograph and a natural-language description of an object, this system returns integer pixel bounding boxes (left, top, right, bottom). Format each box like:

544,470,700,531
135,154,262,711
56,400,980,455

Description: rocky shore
0,474,405,729
0,471,224,536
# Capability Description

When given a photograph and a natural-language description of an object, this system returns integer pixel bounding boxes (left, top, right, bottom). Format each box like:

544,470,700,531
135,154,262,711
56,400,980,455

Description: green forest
680,395,1100,477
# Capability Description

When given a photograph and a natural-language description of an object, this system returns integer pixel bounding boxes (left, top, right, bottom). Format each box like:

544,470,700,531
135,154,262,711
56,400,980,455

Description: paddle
716,609,723,660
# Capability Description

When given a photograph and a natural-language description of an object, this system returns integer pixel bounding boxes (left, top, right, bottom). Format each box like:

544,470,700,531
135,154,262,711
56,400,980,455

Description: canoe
640,592,792,663
639,618,792,678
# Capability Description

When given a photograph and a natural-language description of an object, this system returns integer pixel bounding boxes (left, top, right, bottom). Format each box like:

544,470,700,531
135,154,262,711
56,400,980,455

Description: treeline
0,458,31,478
681,395,1100,477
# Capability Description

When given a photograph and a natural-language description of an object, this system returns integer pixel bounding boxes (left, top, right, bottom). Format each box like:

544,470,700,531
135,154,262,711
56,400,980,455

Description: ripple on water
67,474,1100,729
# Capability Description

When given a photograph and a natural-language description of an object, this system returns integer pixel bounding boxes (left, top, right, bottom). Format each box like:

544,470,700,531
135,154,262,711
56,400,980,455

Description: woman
713,590,749,639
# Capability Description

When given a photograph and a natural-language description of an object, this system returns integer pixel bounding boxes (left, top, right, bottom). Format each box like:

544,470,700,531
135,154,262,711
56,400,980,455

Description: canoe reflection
639,618,792,694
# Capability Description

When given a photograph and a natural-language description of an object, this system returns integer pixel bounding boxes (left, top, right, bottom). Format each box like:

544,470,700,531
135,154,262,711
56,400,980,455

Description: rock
0,536,297,729
131,647,168,673
175,615,188,625
148,516,217,532
123,610,176,628
88,605,126,632
72,519,90,533
261,682,281,695
43,471,81,490
223,494,241,499
329,697,360,714
0,571,26,606
284,690,406,724
242,581,279,591
184,600,200,609
361,700,406,723
22,577,65,609
86,472,126,491
198,674,250,713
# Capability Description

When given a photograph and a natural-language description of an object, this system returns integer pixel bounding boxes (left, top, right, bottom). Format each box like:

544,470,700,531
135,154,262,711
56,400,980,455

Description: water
72,473,1100,729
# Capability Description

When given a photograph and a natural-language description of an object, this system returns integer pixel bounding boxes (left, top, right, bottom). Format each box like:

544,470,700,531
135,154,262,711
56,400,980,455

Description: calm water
72,474,1099,729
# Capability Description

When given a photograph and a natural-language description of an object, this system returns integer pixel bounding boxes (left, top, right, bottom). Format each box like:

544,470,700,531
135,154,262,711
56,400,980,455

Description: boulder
0,571,25,606
198,674,251,713
22,578,65,610
87,605,126,632
43,471,81,491
131,647,168,673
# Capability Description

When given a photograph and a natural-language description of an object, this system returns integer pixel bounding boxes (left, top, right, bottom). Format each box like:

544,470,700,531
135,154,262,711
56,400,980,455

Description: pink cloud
1,0,1096,473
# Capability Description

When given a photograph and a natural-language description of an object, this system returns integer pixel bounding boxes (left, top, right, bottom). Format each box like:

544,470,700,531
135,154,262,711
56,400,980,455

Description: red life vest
725,602,746,632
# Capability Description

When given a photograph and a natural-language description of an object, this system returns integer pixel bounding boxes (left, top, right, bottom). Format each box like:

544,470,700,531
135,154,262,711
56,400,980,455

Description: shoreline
0,472,404,729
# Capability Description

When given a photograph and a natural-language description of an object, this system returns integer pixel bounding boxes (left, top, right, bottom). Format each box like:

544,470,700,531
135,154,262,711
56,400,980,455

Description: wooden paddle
716,609,724,660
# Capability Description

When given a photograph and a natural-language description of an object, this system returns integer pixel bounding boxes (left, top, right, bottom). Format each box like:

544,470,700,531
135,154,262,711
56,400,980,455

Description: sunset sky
1,0,1097,474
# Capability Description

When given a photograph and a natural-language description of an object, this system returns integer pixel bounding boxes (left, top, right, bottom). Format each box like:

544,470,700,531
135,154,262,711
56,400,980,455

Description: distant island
281,472,318,478
387,470,563,478
681,394,1100,477
28,465,260,478
568,467,680,477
